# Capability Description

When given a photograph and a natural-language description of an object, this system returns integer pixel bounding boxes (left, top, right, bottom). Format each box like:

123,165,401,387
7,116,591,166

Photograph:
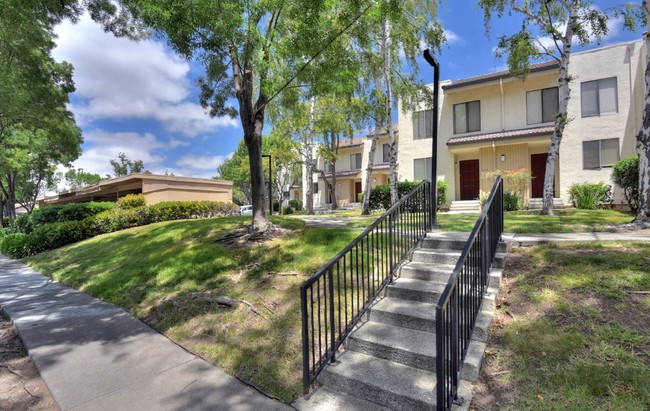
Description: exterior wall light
500,154,506,162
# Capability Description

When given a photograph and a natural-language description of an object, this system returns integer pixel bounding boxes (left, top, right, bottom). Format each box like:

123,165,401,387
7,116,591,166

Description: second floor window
350,153,362,169
453,100,480,134
413,109,433,140
527,87,558,124
383,143,390,163
581,77,618,117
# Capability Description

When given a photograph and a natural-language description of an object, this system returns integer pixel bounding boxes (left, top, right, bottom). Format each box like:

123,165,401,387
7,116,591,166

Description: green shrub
369,181,422,210
479,192,489,209
25,202,115,231
612,155,639,213
30,220,93,250
0,233,42,259
117,194,146,209
288,199,303,210
282,206,294,215
0,228,8,237
437,179,450,210
13,215,34,233
568,182,612,210
503,190,524,211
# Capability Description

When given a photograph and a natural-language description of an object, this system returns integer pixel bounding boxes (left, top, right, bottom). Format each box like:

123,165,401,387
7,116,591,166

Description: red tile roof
447,126,555,145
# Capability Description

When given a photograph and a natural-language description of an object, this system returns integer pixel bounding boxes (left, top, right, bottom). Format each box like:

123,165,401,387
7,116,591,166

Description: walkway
511,231,650,244
0,255,291,411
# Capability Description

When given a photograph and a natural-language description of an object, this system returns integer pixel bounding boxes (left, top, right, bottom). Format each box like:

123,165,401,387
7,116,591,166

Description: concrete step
293,386,393,411
348,321,436,371
370,297,435,333
399,262,455,282
411,249,461,265
385,278,446,303
421,238,509,254
319,351,436,410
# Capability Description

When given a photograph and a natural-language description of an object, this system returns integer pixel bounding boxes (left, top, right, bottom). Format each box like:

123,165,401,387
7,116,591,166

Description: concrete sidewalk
0,255,292,411
511,231,650,245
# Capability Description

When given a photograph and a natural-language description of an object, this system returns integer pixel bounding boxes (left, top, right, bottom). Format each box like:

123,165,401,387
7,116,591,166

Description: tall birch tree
636,0,650,225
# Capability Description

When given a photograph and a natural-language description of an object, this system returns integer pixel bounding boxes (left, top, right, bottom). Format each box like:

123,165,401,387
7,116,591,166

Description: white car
240,205,253,216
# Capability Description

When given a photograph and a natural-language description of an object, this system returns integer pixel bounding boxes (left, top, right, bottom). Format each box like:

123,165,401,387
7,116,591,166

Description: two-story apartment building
400,40,645,207
305,129,395,208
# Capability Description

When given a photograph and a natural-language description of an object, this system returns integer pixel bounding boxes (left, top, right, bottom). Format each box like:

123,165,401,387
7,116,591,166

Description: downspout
500,78,505,131
627,43,637,130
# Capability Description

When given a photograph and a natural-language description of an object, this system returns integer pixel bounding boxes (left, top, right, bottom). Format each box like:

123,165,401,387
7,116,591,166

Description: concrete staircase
448,200,481,213
294,232,508,411
528,198,565,210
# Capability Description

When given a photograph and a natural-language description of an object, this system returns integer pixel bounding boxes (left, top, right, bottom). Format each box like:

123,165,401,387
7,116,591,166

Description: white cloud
535,12,624,53
72,130,166,177
53,14,237,136
174,153,233,178
444,29,463,45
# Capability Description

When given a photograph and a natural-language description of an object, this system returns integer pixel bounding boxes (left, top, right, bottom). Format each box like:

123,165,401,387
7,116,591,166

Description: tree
636,1,650,225
216,140,252,205
478,0,628,215
64,168,102,190
110,152,144,177
124,0,382,232
264,129,300,214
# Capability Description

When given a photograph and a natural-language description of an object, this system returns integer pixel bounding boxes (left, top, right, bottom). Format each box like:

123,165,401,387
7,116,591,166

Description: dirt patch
0,309,58,411
213,224,294,247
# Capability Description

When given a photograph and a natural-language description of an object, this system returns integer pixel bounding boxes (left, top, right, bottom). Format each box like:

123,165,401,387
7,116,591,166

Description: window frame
350,153,362,170
413,157,432,182
382,143,390,163
581,77,618,118
412,109,433,140
582,138,620,170
453,100,481,134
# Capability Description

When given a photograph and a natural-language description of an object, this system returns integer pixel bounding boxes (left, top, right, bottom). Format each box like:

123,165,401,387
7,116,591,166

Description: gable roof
443,61,559,91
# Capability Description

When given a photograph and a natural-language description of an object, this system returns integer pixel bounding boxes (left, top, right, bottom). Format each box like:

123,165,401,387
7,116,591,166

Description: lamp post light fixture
262,154,272,216
423,49,439,229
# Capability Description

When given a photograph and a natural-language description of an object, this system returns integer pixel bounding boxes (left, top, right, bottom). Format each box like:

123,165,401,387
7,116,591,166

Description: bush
288,199,303,211
369,181,422,210
503,190,524,211
117,194,146,209
437,179,450,210
13,215,33,233
282,206,294,215
30,220,93,250
479,192,489,209
568,182,612,210
23,202,115,232
612,155,639,213
0,233,41,259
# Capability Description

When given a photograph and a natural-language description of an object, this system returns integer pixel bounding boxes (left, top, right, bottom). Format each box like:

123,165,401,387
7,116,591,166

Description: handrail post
482,216,489,292
388,213,394,282
328,268,336,363
300,287,310,391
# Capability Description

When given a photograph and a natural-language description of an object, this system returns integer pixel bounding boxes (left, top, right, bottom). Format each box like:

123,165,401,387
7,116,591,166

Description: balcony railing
300,180,432,390
435,176,504,410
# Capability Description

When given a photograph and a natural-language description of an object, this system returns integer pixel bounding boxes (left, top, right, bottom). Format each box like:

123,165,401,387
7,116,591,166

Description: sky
51,1,643,180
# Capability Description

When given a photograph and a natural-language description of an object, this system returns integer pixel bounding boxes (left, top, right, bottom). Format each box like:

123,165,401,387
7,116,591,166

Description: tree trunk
541,5,577,216
4,172,17,222
0,197,4,228
636,0,650,224
305,97,316,214
362,126,379,214
331,159,338,209
382,18,398,205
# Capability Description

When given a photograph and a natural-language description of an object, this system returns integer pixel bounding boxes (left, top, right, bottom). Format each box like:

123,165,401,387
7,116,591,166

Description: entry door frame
459,159,480,201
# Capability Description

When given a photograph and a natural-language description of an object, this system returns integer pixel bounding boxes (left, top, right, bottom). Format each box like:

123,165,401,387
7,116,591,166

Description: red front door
354,182,362,202
531,153,554,198
459,159,480,200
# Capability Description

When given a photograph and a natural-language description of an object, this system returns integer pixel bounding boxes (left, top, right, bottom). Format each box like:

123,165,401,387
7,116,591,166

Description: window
313,182,318,193
583,138,619,169
324,162,332,173
526,87,559,124
453,100,480,134
581,77,618,117
350,153,362,169
414,157,432,182
413,109,433,140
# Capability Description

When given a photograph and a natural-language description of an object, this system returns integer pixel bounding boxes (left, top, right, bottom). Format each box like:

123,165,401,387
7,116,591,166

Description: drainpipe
499,78,505,131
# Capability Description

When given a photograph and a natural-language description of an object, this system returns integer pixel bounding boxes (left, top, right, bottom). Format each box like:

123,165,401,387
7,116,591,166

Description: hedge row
368,180,449,211
14,202,116,233
0,201,238,259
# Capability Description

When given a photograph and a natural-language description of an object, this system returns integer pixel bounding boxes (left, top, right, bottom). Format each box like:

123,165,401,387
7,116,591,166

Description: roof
443,61,559,91
338,137,365,148
447,126,555,145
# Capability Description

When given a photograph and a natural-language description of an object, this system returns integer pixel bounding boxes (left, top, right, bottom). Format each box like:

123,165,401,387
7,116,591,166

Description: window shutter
583,140,600,169
581,81,599,117
598,77,618,114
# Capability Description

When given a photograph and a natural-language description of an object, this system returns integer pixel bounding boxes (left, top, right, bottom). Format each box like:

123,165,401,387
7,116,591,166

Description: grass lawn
24,216,362,403
474,242,650,410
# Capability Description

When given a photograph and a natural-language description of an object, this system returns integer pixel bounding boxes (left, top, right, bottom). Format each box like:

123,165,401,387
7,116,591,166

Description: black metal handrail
435,176,503,411
300,180,432,390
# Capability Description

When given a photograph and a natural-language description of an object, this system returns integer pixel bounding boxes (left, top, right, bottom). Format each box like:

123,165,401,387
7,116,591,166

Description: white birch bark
382,17,398,205
304,97,316,214
636,0,650,224
362,126,379,214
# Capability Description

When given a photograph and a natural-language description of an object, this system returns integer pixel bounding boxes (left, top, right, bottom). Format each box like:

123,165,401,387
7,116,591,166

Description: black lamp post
423,49,439,229
262,154,272,216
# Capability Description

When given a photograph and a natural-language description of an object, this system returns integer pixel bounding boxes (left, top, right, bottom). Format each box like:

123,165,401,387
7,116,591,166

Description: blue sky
52,2,643,180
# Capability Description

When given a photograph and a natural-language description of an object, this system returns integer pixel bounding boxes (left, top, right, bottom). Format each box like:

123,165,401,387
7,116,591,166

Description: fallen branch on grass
241,300,272,324
625,291,650,294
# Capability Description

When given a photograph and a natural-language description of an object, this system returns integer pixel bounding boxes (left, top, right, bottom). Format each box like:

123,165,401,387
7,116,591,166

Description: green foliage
282,206,294,215
504,190,524,211
437,179,449,210
288,199,303,210
117,194,147,209
0,233,41,259
612,155,639,213
13,215,33,234
110,152,144,177
568,182,612,210
26,202,115,231
369,181,421,210
216,140,252,204
479,192,489,209
64,168,102,189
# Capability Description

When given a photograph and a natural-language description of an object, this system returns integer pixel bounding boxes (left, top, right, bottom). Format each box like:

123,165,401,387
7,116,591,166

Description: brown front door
530,153,554,198
354,182,362,202
459,159,480,200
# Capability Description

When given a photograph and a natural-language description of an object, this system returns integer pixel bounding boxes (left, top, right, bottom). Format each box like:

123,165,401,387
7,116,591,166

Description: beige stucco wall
559,41,645,205
142,178,233,204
